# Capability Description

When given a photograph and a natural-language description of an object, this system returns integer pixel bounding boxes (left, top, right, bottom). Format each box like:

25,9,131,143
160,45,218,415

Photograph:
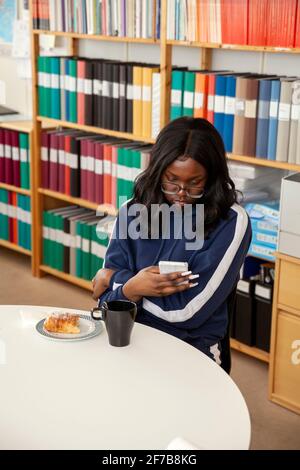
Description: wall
0,0,31,116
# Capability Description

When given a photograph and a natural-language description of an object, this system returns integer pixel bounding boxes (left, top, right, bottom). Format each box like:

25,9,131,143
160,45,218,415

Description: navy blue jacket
99,203,252,357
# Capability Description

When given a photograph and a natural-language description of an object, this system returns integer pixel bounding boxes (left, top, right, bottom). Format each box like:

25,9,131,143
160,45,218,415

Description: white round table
0,305,251,450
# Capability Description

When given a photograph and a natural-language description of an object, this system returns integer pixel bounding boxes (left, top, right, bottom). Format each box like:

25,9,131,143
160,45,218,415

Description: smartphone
159,261,189,274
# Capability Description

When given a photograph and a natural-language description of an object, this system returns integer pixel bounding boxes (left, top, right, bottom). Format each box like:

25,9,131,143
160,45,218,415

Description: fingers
158,281,199,296
159,273,199,288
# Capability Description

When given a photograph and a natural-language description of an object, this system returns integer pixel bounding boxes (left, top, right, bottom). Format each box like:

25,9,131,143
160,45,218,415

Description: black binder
234,279,256,346
254,283,273,352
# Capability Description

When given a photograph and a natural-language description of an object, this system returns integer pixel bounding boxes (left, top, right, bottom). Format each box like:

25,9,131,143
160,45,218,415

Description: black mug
91,300,137,347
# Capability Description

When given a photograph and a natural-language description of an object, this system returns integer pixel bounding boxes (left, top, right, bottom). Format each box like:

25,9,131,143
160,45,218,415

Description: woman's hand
92,268,116,300
123,266,198,303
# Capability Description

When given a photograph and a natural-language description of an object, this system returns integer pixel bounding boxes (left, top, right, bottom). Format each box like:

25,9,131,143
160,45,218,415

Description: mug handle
90,302,107,321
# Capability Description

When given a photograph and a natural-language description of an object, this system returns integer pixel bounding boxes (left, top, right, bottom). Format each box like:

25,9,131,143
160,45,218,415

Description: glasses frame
161,181,205,199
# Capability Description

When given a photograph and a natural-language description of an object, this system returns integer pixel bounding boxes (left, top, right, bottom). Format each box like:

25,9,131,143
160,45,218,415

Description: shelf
0,120,33,133
33,29,159,44
230,339,270,363
0,239,31,257
38,188,118,215
40,265,93,291
227,153,300,171
36,117,155,144
167,40,300,54
0,182,31,196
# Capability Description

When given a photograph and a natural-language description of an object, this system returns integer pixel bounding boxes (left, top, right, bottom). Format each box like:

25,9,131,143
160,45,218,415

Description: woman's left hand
92,268,116,300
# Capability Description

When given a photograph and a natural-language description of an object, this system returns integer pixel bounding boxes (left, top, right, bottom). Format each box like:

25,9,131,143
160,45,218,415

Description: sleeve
142,205,252,326
98,206,136,305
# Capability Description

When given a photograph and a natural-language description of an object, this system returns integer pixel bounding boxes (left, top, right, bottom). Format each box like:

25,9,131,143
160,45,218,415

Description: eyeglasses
161,181,205,199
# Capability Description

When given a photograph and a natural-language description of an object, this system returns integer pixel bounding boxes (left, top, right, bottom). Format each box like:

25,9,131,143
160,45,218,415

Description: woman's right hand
122,266,198,303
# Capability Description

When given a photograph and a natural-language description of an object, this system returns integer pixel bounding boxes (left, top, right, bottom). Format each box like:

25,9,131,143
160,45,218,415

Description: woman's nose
178,186,188,196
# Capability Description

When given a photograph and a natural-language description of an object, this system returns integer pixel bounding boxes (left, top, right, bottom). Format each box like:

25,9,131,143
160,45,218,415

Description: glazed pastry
44,312,80,334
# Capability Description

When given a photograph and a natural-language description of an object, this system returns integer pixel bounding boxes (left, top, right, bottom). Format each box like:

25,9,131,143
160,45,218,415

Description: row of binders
42,206,115,280
37,56,161,139
41,130,151,207
170,69,300,163
167,0,300,48
233,257,275,352
0,190,32,251
0,130,30,189
33,0,161,38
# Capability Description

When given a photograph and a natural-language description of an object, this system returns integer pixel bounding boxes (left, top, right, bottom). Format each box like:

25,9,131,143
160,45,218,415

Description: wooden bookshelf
166,39,300,54
40,265,92,291
0,121,33,133
0,119,35,275
38,188,118,215
227,154,300,172
0,239,31,257
33,29,160,44
36,117,156,144
0,182,31,196
230,339,270,363
28,0,298,368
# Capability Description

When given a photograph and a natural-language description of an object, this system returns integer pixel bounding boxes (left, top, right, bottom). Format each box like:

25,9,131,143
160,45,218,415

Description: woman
93,117,252,364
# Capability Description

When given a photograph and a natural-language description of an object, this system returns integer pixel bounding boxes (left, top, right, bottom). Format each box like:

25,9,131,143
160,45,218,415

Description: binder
84,59,94,126
170,69,184,120
0,129,5,182
235,279,256,346
11,131,20,187
4,130,12,185
254,283,273,352
183,71,195,117
19,133,30,190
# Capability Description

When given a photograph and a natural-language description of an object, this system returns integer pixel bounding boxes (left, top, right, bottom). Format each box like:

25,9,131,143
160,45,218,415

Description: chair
220,286,237,374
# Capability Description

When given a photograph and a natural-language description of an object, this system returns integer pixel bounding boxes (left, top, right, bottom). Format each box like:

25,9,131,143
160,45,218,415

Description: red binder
87,139,95,202
80,139,88,200
0,129,5,182
4,130,13,185
94,141,104,204
11,131,20,187
49,133,59,192
41,131,50,189
58,133,66,193
64,134,72,196
77,60,86,125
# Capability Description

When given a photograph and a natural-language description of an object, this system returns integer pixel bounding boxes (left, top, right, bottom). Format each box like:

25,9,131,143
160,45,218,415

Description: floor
0,247,299,450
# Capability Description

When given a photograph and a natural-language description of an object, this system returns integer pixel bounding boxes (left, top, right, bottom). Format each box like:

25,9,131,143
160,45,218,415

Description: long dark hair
130,117,238,237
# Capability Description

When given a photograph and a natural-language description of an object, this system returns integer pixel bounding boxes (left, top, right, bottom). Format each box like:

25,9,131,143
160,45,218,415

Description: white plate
36,315,103,341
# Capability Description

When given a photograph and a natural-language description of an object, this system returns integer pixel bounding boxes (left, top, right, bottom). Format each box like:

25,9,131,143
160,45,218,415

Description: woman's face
161,157,207,207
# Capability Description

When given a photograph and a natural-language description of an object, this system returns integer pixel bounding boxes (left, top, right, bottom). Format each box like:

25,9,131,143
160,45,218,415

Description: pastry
44,312,80,334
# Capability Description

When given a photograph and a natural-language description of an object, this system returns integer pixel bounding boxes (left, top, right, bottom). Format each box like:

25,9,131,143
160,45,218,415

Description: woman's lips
174,199,188,205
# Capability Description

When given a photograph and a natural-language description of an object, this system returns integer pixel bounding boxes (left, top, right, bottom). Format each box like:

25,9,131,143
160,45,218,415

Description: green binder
183,71,196,117
170,70,184,120
19,133,30,190
82,222,91,280
75,220,83,278
37,56,45,116
50,57,61,120
42,211,49,266
44,57,52,117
